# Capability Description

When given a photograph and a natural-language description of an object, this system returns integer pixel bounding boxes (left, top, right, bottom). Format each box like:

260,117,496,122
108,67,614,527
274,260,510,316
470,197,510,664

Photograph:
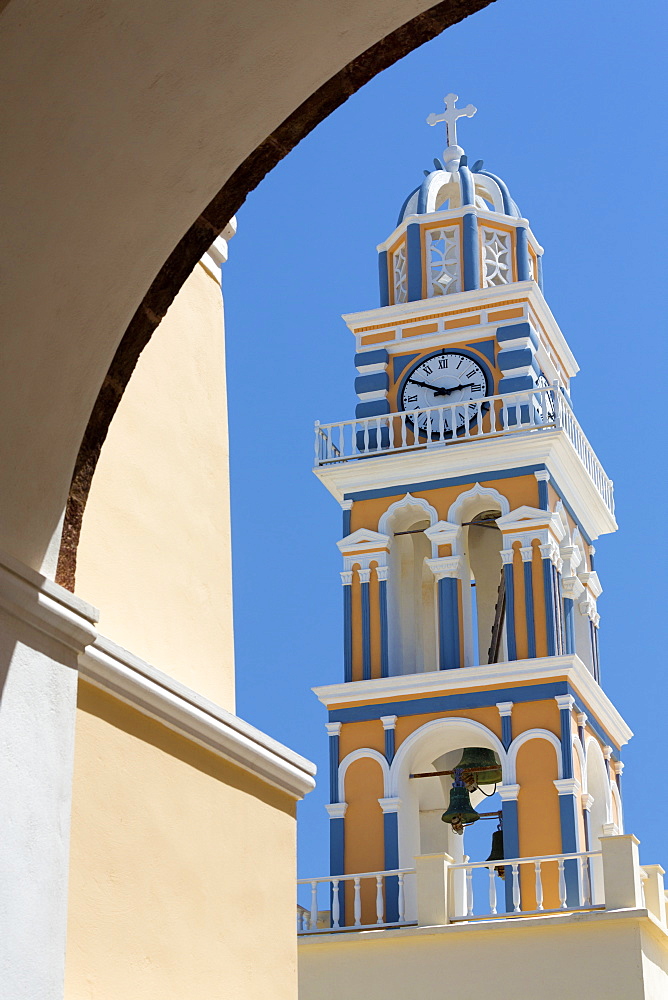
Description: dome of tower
397,158,522,225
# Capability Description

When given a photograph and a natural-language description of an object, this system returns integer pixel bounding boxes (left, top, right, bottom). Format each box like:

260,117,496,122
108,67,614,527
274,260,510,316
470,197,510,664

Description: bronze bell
455,747,502,789
486,827,505,880
441,771,480,834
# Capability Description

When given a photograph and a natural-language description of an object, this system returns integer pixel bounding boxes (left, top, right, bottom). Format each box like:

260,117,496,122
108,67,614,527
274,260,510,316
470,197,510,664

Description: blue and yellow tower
311,95,634,925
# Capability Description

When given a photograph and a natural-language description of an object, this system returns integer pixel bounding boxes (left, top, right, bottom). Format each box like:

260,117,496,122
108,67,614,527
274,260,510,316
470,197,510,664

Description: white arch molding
338,748,390,802
572,734,586,791
506,729,563,785
447,482,510,525
585,736,613,827
378,493,438,538
389,716,507,798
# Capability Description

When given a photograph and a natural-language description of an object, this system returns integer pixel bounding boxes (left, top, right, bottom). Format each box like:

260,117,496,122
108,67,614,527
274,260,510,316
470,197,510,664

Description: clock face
400,352,490,434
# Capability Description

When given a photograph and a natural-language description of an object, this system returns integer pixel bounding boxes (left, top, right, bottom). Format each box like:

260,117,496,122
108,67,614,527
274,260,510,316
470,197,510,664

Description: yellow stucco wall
65,682,298,1000
76,262,235,708
299,914,668,1000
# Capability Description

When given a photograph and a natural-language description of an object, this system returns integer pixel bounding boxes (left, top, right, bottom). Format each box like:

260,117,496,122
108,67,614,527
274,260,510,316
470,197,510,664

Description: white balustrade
314,386,614,516
448,850,602,922
296,868,415,933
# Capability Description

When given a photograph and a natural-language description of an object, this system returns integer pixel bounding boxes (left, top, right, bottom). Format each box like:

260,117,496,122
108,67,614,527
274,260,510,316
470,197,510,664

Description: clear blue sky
224,0,667,879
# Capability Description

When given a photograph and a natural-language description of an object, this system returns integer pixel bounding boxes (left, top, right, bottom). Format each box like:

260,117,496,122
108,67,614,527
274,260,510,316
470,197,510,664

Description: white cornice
314,427,616,541
375,209,544,258
313,654,632,749
0,547,98,652
337,528,390,554
343,282,578,380
79,634,316,800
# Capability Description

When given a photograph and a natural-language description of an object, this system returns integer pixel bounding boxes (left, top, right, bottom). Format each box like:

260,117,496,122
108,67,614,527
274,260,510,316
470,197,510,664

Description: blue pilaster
516,226,531,281
382,808,400,922
499,788,520,912
556,695,574,779
555,567,565,655
437,576,460,669
406,222,422,301
378,250,390,306
360,569,371,681
330,817,345,876
502,554,517,661
542,554,558,656
535,470,550,510
328,809,346,925
563,597,575,654
381,715,397,762
555,781,581,906
326,723,341,803
521,550,537,658
342,572,353,682
591,621,601,683
497,702,513,751
462,212,480,290
378,570,389,678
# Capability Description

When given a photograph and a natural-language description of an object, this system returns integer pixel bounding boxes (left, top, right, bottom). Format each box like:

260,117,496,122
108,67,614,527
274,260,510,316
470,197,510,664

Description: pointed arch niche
379,495,438,676
447,484,510,666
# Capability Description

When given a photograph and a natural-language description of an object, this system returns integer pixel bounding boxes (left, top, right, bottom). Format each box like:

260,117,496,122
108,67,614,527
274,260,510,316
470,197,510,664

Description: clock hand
407,378,449,395
441,382,478,396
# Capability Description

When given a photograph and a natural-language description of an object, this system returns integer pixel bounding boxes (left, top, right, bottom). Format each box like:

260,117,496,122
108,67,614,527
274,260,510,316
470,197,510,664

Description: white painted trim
78,635,316,800
378,796,402,814
556,694,575,712
389,717,506,798
313,654,632,749
380,715,398,731
554,778,581,796
496,505,565,540
496,701,514,717
338,748,390,802
610,782,624,833
0,546,98,652
325,802,348,820
447,482,510,523
337,528,390,554
585,735,613,825
424,520,461,550
425,556,464,580
314,422,616,541
506,729,563,783
497,783,521,802
326,722,342,737
573,735,587,790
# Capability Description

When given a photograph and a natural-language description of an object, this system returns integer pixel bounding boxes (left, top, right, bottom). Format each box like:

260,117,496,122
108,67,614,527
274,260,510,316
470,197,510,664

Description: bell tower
311,94,632,923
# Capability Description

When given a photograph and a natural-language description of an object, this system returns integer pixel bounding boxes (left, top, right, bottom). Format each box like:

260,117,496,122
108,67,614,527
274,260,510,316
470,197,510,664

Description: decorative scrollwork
482,227,511,287
393,244,407,303
426,226,460,296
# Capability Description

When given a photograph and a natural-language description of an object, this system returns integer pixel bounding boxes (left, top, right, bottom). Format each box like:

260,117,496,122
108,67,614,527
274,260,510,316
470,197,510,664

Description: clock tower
299,96,668,1000
311,94,630,921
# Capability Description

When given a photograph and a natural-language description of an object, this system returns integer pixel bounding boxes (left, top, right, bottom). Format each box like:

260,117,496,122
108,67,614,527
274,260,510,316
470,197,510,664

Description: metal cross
427,93,477,149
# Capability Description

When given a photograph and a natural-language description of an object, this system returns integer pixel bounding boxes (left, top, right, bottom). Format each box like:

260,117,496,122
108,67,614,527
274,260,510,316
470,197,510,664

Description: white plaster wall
0,610,79,1000
299,913,668,1000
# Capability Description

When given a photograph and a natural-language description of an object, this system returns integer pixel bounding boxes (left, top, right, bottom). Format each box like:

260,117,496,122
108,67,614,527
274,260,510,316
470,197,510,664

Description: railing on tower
314,386,614,515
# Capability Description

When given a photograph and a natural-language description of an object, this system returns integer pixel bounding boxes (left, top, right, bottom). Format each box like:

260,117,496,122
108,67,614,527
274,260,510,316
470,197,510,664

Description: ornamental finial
426,93,477,173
